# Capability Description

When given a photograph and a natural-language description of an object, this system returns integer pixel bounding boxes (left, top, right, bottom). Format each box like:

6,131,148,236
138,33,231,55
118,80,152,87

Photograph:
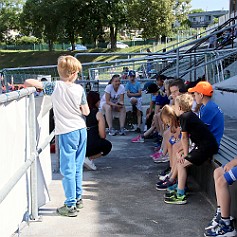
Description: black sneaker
156,176,169,187
159,166,171,177
156,179,176,191
135,127,141,133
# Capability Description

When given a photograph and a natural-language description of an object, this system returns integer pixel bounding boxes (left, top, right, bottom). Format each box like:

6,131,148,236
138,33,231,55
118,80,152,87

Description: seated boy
204,158,237,237
125,70,142,132
164,93,218,205
188,81,224,147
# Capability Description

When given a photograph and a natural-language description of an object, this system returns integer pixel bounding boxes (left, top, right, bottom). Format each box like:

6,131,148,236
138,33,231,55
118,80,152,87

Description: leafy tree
190,9,204,13
174,0,191,29
128,0,175,40
0,0,24,42
21,0,62,51
100,0,128,49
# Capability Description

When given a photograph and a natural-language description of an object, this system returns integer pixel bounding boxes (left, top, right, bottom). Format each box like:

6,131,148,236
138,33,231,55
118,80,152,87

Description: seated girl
84,91,112,170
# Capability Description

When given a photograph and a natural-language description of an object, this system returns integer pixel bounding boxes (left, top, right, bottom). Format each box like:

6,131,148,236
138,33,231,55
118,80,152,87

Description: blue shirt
155,94,170,107
199,100,224,146
125,81,141,98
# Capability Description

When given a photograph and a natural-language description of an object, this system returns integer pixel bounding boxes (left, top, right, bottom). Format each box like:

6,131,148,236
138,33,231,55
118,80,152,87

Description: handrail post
176,48,179,78
205,54,208,82
29,93,38,220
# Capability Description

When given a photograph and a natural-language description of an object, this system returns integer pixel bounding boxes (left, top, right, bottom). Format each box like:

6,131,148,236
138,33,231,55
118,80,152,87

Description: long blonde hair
57,55,82,81
160,105,179,133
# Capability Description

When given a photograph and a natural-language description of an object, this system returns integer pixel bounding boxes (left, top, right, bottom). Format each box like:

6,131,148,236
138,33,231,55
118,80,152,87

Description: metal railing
0,88,54,221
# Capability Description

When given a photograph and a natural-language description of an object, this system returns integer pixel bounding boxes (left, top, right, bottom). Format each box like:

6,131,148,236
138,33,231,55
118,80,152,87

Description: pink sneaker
131,135,144,143
150,151,163,159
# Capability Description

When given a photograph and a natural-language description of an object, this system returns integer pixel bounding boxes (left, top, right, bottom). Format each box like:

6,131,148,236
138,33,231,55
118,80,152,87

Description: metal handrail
0,87,54,221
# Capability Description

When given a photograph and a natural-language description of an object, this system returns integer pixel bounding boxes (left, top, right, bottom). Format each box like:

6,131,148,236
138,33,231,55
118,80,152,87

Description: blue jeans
59,128,87,207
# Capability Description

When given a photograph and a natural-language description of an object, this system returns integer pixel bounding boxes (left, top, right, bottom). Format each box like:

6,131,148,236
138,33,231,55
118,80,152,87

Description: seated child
164,93,218,205
204,157,237,237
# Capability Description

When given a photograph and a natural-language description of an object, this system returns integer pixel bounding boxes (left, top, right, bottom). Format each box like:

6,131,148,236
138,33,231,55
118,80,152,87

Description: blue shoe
204,220,236,237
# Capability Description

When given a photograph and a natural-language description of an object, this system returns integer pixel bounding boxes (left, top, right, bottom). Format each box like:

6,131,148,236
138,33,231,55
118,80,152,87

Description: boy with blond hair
25,55,90,217
164,93,218,204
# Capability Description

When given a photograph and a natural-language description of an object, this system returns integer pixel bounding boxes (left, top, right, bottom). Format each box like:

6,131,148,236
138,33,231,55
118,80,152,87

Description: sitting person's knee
214,167,224,180
130,98,137,104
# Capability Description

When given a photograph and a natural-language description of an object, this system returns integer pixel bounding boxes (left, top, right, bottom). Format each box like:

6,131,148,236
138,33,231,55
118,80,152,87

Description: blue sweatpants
58,128,87,207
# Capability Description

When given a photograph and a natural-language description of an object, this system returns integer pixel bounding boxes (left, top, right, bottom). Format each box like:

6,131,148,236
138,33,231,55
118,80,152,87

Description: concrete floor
13,132,216,237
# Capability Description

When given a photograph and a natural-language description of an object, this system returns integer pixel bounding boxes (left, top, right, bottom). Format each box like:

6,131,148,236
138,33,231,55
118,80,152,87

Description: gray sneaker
76,198,83,211
57,205,77,217
109,128,116,136
119,128,126,136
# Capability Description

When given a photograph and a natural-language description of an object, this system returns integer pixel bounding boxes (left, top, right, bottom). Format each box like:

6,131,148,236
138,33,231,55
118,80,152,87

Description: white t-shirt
100,84,125,108
44,81,87,135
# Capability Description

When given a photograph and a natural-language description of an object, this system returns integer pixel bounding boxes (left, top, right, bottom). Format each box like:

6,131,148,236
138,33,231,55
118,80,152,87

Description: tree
0,0,24,42
174,0,192,29
190,9,204,13
128,0,175,40
100,0,128,49
21,0,62,51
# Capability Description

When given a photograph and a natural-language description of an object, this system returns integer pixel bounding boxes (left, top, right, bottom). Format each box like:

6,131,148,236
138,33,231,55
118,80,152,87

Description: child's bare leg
214,167,231,217
177,160,192,193
143,126,155,137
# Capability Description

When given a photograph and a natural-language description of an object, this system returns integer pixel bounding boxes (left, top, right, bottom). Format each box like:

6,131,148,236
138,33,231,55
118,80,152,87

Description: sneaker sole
153,159,169,163
204,229,237,237
57,209,78,217
164,199,187,205
83,163,97,171
156,186,169,191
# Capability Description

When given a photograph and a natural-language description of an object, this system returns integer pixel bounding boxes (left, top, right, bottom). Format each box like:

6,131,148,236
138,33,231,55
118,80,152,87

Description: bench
213,135,237,166
190,134,237,217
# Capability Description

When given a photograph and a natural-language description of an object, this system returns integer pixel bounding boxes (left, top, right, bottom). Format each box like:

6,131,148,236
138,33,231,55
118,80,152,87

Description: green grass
0,40,184,69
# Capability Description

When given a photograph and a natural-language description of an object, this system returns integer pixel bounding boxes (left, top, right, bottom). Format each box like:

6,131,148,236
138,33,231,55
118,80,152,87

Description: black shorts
185,144,218,166
86,138,112,157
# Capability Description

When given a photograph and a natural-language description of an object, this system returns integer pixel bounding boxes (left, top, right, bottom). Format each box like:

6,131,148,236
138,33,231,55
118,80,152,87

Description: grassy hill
0,45,151,69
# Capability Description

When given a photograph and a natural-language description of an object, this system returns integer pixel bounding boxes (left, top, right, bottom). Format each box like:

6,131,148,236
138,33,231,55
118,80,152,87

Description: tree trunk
110,25,117,49
69,32,76,51
48,40,54,51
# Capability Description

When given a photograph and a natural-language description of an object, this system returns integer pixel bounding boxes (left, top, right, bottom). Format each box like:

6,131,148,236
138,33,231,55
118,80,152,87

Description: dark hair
108,74,120,84
169,78,185,91
156,74,166,81
87,91,100,110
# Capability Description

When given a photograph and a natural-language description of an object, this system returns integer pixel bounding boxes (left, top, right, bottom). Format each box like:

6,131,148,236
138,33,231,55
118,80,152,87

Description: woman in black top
84,91,112,170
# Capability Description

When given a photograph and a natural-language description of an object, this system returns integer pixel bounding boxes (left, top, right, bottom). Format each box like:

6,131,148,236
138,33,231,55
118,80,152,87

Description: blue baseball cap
128,70,136,77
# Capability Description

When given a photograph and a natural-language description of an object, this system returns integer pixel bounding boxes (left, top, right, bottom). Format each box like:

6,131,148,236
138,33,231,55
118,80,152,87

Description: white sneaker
84,157,97,171
109,128,116,136
159,171,171,181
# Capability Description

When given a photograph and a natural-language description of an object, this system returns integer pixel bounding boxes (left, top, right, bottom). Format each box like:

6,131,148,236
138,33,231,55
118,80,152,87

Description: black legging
86,138,112,157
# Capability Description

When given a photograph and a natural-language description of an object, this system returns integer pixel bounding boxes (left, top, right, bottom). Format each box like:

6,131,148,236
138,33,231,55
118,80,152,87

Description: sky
190,0,229,11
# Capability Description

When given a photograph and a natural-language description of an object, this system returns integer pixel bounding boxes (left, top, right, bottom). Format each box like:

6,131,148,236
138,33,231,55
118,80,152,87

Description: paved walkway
14,133,214,237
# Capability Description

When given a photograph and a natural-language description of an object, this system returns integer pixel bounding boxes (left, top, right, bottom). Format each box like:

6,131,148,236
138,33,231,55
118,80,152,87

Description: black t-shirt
179,111,218,148
86,108,100,143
